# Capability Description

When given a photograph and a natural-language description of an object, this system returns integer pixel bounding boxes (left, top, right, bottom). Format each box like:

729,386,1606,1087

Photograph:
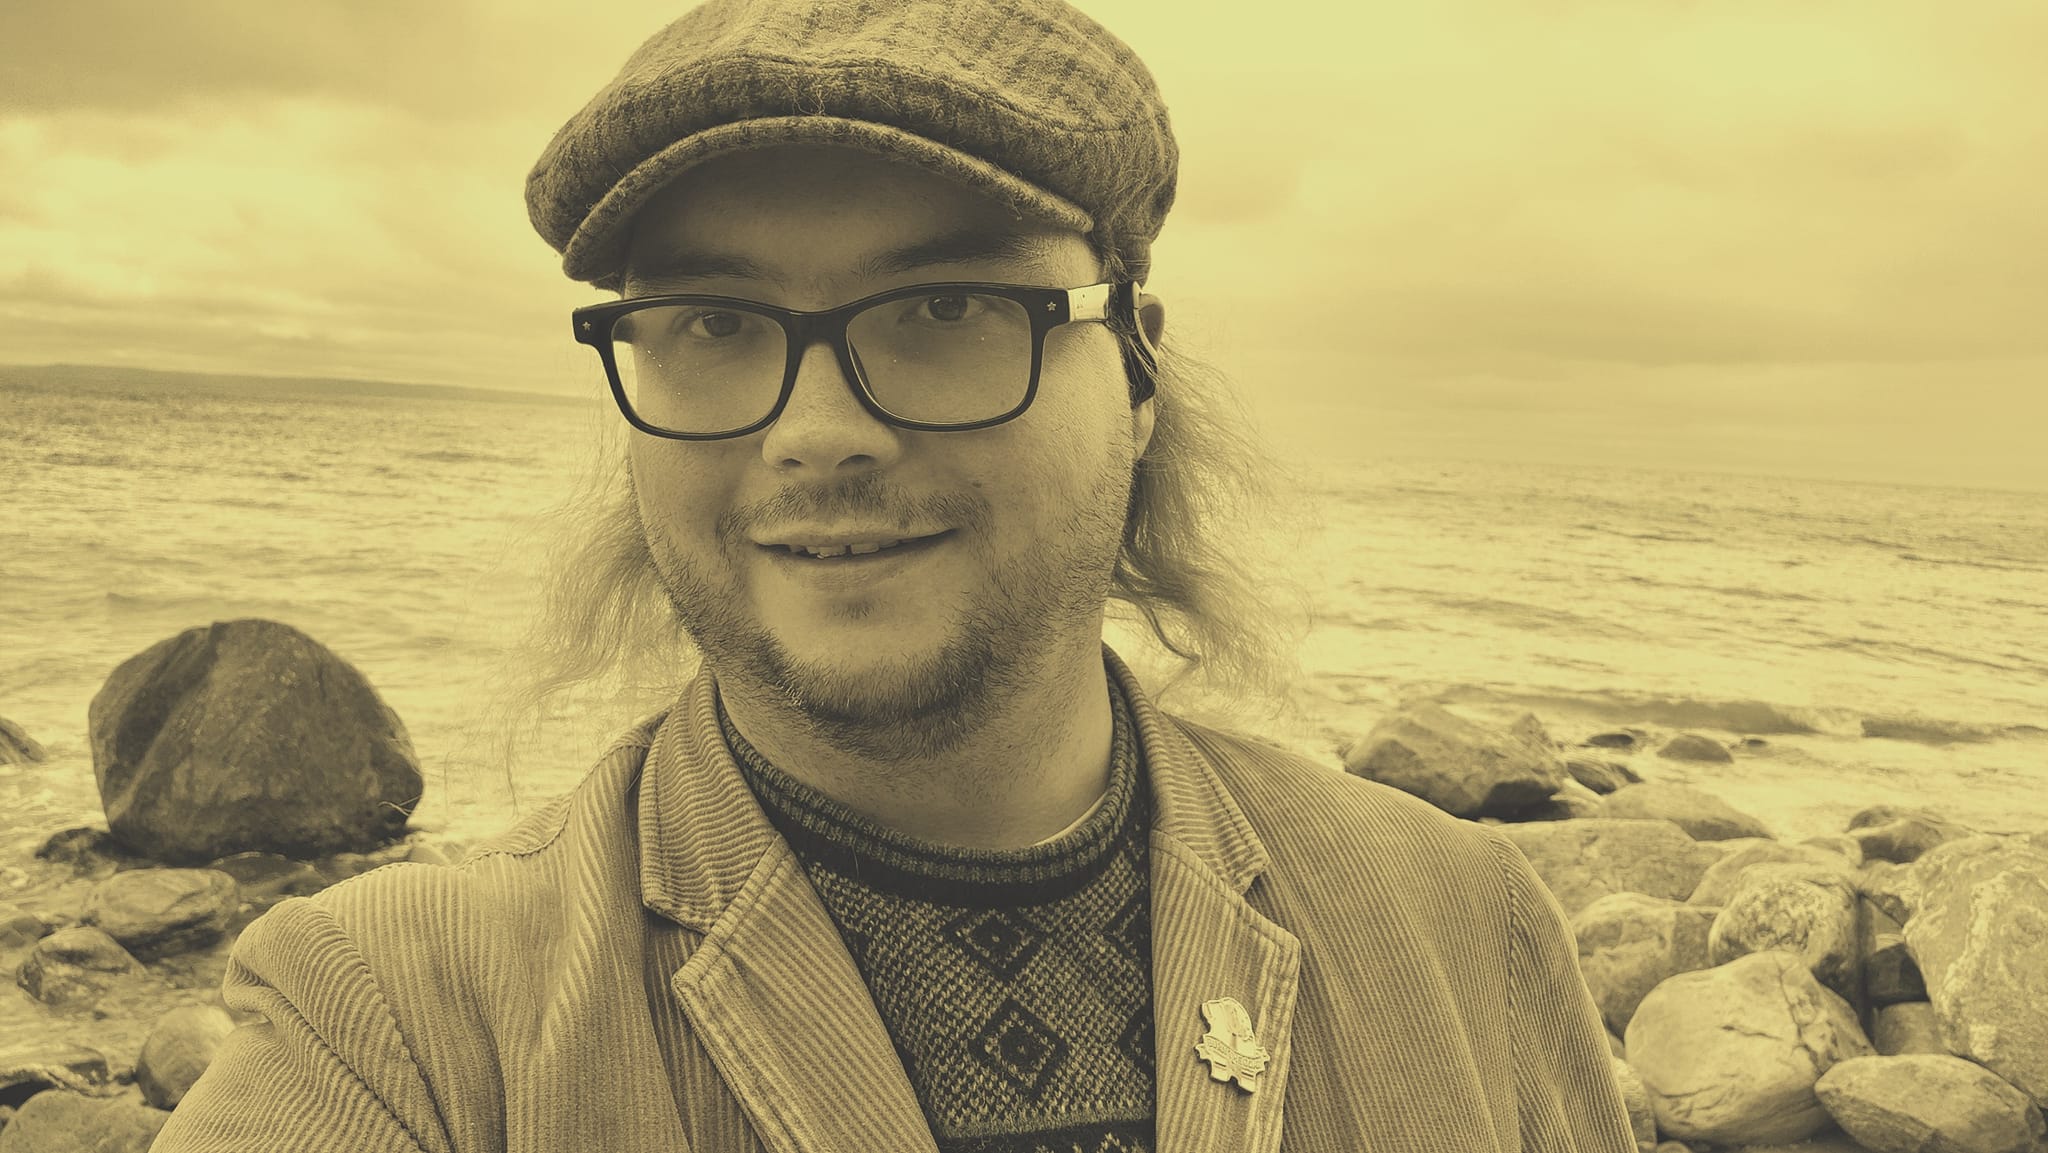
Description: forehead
623,144,1094,292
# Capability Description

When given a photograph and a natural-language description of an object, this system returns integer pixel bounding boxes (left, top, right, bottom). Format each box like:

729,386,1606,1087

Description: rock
1847,806,1966,865
1613,1058,1658,1147
1499,819,1723,915
1341,702,1565,817
1656,732,1733,763
1574,892,1717,1035
1816,1054,2046,1153
0,717,46,765
1507,779,1607,822
1903,835,2048,1104
1584,731,1641,750
0,1089,168,1153
81,869,238,960
1708,865,1861,998
1602,781,1772,842
1565,757,1640,796
0,903,50,951
14,927,144,1007
205,852,327,909
1606,1030,1625,1059
87,618,422,864
0,1042,111,1097
1855,861,1916,925
1625,951,1874,1145
1690,841,1856,907
1872,1001,1944,1057
1863,934,1925,1006
32,828,141,877
136,1005,237,1109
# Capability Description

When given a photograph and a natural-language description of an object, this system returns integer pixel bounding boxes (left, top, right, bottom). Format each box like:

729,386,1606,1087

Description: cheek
629,443,729,545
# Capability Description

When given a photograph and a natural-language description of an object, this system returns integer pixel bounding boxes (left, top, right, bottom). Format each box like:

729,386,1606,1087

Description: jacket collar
636,646,1270,928
637,646,1300,1153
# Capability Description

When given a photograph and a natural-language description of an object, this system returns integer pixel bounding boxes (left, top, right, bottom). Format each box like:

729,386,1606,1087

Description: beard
640,456,1135,765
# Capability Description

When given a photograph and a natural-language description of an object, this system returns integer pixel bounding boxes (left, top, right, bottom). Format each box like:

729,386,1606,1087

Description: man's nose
759,337,904,474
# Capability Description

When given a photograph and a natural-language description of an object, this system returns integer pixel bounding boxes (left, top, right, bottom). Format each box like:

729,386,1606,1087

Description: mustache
715,472,989,541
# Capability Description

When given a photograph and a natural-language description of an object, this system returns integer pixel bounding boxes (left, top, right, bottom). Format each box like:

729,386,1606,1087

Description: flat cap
526,0,1179,291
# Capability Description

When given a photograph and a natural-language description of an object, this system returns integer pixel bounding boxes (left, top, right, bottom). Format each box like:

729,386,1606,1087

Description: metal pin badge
1194,997,1269,1093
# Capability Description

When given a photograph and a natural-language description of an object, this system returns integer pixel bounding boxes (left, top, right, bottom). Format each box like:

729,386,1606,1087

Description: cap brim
563,116,1097,292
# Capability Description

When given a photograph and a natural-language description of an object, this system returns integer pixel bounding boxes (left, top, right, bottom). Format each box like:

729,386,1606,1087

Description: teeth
786,538,903,558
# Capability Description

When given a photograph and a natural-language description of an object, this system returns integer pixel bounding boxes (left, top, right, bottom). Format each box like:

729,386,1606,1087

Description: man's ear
1130,292,1163,457
1137,292,1166,352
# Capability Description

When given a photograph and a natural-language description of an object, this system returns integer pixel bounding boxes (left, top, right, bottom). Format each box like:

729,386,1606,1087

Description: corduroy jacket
153,654,1636,1152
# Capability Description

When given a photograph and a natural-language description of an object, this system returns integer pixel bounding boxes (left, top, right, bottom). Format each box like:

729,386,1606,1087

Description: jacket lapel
641,674,939,1153
1114,654,1302,1153
639,654,1302,1153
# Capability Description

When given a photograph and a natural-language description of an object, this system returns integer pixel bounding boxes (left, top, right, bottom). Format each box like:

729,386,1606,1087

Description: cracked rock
1625,950,1874,1145
1817,1054,2045,1153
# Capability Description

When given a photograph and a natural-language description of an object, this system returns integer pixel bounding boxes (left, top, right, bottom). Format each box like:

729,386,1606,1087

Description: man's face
622,144,1156,751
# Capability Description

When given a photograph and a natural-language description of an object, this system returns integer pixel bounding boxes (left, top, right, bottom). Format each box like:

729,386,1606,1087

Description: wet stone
0,1042,111,1105
82,869,238,961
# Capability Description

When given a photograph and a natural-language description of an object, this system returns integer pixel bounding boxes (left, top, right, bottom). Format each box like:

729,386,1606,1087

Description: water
3,368,2044,854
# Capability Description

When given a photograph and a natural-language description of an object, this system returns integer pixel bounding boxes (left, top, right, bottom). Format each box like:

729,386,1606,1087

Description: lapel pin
1195,997,1269,1093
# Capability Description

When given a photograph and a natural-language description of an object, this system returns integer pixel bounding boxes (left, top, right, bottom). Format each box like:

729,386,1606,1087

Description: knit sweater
721,686,1154,1152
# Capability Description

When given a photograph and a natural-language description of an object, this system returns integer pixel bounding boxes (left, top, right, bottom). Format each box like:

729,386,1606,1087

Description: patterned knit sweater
720,687,1156,1153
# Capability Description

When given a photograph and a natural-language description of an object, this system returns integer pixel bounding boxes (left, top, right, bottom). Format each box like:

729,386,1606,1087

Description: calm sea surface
4,371,2044,851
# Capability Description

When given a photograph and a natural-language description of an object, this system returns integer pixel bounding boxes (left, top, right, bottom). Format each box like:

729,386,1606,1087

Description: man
156,1,1635,1149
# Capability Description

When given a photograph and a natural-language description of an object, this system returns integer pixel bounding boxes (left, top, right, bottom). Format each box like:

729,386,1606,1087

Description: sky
4,0,2046,492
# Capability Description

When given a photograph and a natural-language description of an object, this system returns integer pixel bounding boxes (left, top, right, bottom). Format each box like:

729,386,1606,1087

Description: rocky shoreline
1,619,2043,1151
1341,702,2047,1152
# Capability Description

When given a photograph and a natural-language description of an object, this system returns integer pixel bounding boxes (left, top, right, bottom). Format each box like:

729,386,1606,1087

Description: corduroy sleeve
148,899,453,1153
1484,831,1638,1153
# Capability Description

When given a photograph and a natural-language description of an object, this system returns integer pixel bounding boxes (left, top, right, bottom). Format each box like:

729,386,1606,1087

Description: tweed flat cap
527,0,1178,291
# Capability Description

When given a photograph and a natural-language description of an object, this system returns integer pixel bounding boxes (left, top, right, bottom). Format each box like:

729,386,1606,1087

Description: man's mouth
765,531,951,560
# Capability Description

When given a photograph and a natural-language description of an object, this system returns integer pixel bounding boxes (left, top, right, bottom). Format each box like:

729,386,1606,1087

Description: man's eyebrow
861,228,1062,277
626,228,1062,288
626,245,771,285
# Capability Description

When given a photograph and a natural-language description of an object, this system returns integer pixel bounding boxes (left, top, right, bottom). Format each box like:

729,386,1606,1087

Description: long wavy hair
484,292,1314,782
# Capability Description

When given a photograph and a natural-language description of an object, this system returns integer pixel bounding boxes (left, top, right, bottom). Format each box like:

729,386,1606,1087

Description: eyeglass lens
610,291,1035,435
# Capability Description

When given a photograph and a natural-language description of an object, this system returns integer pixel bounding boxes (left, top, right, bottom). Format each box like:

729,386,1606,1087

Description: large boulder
1625,951,1874,1145
1903,835,2048,1104
1573,892,1717,1035
1708,865,1861,998
1602,781,1771,841
81,868,238,960
1690,840,1855,907
137,1005,239,1109
1499,819,1722,915
0,1089,168,1153
0,715,47,764
14,927,145,1008
1341,702,1565,817
87,618,421,863
1816,1055,2046,1153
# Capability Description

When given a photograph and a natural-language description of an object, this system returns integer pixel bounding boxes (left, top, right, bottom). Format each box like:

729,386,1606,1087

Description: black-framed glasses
571,280,1154,441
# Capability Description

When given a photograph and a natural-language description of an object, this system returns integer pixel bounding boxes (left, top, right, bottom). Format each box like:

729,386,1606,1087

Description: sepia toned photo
2,1,2044,1149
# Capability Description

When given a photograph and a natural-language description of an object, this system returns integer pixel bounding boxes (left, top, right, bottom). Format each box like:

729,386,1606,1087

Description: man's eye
920,294,978,323
675,310,746,338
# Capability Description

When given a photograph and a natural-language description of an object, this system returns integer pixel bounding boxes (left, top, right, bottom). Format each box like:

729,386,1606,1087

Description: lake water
4,368,2044,854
